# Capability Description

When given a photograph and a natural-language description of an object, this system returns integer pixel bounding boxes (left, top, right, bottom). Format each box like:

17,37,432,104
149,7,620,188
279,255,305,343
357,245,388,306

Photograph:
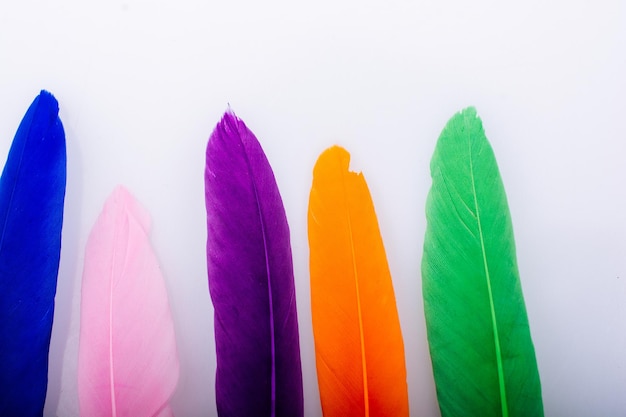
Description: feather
308,146,409,417
0,90,66,416
78,186,179,417
204,112,303,417
422,107,543,417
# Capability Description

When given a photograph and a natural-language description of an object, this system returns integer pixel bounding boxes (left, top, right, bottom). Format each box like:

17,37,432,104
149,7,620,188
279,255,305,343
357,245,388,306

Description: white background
1,0,625,416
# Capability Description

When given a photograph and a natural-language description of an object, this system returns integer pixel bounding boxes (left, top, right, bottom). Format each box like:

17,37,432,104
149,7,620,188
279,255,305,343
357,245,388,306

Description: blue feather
0,91,66,416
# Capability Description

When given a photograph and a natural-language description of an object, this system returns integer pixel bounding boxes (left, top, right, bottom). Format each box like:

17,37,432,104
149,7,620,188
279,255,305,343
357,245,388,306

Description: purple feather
204,111,303,417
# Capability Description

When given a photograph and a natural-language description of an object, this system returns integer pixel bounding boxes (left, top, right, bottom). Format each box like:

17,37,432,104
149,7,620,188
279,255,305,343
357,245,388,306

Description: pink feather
78,186,179,417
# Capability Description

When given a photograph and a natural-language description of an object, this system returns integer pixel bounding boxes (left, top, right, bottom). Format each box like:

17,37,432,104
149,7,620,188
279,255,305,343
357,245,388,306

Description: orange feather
308,146,409,417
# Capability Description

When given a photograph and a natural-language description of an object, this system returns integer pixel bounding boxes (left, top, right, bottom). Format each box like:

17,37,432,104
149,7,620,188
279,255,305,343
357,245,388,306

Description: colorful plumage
78,186,179,417
422,107,543,417
308,145,409,417
204,111,303,417
0,90,66,417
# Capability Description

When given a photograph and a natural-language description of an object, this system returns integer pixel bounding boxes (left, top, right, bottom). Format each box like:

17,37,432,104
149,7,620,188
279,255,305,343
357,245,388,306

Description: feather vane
204,112,303,417
422,107,543,417
0,90,66,417
308,146,409,417
78,186,179,417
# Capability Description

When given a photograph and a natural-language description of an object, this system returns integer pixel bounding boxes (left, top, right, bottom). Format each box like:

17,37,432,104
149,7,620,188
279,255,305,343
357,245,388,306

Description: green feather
422,107,543,417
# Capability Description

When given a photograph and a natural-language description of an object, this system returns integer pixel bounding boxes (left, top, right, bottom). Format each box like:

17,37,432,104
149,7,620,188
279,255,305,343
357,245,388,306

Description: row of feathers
0,91,543,417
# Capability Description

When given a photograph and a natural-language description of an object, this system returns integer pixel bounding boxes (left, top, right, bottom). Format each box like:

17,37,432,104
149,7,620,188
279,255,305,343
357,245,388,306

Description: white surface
0,0,625,416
